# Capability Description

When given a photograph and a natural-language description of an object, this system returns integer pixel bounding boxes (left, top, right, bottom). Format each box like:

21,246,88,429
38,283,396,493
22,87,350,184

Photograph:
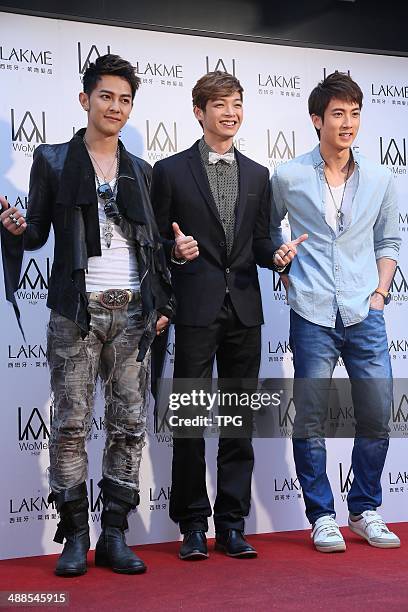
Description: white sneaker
348,511,401,548
311,515,346,553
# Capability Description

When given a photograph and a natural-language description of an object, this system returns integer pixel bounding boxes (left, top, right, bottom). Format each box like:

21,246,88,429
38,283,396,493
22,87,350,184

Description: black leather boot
49,482,90,577
95,478,146,574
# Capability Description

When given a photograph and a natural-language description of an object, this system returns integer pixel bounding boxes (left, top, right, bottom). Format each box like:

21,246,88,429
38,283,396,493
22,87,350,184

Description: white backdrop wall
0,12,407,560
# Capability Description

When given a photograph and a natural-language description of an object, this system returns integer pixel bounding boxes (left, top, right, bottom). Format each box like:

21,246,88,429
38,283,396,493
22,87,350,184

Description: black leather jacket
1,129,175,361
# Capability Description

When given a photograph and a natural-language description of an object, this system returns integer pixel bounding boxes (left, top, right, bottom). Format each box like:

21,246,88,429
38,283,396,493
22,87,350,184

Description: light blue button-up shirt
270,145,401,328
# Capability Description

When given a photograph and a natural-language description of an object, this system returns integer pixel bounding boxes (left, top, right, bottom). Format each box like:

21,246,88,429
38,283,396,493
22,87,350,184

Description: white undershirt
325,169,358,236
85,177,140,291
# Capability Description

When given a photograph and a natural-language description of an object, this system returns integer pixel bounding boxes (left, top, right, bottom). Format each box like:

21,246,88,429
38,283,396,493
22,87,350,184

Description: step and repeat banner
0,11,407,560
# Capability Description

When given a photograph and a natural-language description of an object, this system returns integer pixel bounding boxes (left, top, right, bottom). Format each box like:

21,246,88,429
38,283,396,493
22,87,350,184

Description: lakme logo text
389,338,408,362
388,470,408,494
0,45,53,75
3,194,28,211
9,491,56,524
77,43,111,74
268,338,292,364
18,406,51,454
135,60,183,88
149,485,171,511
399,211,408,233
380,137,406,175
11,109,46,156
146,121,177,161
17,257,50,304
258,73,301,98
339,463,353,501
267,130,296,169
273,473,302,503
205,56,236,76
7,343,47,371
371,82,408,108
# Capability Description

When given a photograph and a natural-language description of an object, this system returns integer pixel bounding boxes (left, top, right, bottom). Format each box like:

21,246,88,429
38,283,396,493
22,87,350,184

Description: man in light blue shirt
270,72,401,553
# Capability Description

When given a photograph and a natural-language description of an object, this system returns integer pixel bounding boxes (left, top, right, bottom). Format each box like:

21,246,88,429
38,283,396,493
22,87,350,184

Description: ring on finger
14,219,21,227
285,249,292,257
8,213,16,222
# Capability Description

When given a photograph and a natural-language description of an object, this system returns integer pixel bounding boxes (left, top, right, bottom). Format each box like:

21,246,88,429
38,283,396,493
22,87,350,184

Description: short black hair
309,72,363,118
82,54,140,100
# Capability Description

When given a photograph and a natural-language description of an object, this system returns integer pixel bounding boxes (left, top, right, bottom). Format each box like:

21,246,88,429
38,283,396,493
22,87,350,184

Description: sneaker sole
348,524,400,548
315,543,346,553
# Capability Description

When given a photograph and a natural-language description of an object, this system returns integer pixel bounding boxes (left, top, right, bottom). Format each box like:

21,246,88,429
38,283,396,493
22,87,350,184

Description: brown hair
192,71,243,110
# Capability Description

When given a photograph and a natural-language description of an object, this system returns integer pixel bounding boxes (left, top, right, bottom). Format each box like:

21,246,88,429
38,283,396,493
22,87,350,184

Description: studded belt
87,289,135,310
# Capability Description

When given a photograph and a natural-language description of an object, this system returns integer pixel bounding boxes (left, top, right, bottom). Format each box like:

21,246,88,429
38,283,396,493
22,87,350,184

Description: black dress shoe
179,530,208,560
215,529,257,558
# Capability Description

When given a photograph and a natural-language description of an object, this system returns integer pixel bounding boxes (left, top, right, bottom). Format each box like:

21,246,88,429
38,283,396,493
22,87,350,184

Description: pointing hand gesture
273,233,308,268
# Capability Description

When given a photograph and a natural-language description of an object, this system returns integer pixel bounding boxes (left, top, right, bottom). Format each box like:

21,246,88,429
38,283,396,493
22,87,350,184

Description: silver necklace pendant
104,219,113,248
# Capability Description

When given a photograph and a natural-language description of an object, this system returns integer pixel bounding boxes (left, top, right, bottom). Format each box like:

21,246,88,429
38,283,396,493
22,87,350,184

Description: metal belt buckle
99,289,131,310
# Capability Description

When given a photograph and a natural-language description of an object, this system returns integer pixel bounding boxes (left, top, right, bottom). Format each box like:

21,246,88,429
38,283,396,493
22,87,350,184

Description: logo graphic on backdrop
399,211,408,233
379,137,407,176
389,338,408,363
266,338,292,367
391,392,408,436
338,463,353,501
205,56,236,76
323,68,351,80
77,43,111,74
89,479,103,522
16,257,50,305
0,45,53,75
134,59,183,88
273,471,302,504
267,130,296,170
148,485,171,512
258,73,301,98
7,343,47,371
8,490,56,526
11,110,46,157
371,81,408,109
146,121,178,161
388,469,408,497
390,266,408,305
18,406,51,454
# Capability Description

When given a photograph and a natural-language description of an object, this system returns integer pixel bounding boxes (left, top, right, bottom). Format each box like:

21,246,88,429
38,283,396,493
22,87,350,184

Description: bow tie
208,151,235,165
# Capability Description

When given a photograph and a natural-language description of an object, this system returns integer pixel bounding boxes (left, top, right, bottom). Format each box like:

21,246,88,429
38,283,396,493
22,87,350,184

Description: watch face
384,293,392,305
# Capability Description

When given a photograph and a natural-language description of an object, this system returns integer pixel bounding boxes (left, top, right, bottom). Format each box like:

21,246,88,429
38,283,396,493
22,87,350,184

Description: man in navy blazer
151,71,305,560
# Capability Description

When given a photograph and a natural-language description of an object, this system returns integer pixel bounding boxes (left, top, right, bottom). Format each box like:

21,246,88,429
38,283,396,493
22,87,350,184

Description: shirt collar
312,144,360,168
199,136,234,164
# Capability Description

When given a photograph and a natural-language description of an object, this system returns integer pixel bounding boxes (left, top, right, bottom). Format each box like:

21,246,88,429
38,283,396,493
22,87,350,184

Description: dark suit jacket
150,140,276,327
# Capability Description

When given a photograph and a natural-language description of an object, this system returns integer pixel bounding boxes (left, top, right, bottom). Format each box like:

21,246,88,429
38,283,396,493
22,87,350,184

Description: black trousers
169,294,261,533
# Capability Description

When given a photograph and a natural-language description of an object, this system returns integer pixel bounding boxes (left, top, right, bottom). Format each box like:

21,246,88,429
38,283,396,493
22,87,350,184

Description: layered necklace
83,136,120,248
323,153,352,233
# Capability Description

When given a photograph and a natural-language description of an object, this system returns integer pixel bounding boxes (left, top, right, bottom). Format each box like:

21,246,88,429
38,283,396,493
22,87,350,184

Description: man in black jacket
151,71,306,560
0,55,174,576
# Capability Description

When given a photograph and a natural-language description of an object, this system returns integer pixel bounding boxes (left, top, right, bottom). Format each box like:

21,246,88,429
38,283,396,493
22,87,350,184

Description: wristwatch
373,288,391,305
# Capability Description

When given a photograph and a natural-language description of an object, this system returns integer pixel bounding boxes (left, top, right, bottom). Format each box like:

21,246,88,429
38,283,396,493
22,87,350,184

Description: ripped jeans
47,296,149,494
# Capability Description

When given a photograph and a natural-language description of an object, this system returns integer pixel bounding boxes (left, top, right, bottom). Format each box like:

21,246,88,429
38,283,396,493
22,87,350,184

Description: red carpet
0,524,406,611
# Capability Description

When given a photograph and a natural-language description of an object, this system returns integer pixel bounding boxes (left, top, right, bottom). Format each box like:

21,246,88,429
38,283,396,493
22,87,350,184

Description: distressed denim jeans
290,308,392,524
47,296,149,494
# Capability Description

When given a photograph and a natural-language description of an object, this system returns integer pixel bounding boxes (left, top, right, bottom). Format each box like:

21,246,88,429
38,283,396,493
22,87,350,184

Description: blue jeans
289,309,392,524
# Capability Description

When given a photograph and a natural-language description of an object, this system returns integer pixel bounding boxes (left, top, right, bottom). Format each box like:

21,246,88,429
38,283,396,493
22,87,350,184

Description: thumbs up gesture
172,222,199,261
273,233,308,269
